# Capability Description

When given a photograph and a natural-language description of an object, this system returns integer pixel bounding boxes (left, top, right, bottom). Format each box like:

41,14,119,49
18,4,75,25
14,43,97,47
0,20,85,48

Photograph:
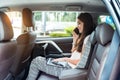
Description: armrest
59,69,87,80
36,40,63,53
46,53,71,58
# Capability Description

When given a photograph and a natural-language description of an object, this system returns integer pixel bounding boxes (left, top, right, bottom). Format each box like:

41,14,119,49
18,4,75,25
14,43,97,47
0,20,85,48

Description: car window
6,11,80,38
98,15,115,29
6,11,116,39
33,11,79,38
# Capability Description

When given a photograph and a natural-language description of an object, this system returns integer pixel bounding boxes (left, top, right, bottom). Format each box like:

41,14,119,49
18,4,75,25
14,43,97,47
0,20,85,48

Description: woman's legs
26,57,43,80
26,56,71,80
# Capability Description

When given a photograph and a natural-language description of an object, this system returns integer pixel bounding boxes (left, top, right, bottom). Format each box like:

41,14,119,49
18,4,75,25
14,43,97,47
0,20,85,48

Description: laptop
46,58,67,67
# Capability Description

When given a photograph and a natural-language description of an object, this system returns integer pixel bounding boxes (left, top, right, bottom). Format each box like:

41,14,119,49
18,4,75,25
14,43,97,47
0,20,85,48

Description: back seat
38,30,96,80
37,23,114,80
87,23,114,80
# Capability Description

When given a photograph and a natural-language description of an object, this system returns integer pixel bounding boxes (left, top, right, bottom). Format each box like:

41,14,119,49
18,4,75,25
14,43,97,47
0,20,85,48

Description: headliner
0,0,107,13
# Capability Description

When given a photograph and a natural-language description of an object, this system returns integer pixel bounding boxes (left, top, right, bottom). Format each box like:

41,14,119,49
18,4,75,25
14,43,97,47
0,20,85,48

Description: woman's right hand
72,31,79,44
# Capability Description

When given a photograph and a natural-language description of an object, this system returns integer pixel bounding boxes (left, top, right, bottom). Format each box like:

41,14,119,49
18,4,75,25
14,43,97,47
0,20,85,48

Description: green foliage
98,17,101,24
34,12,42,21
35,15,41,21
61,12,76,22
64,26,75,35
45,12,77,22
49,32,71,37
49,26,75,37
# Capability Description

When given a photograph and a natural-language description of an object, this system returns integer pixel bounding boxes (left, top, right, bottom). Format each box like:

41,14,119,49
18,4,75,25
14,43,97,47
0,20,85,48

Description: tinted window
98,15,115,29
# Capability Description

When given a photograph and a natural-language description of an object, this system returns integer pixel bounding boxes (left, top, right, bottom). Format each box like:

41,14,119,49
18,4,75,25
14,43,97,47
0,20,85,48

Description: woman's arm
53,57,80,65
64,58,80,65
67,36,88,65
71,31,79,52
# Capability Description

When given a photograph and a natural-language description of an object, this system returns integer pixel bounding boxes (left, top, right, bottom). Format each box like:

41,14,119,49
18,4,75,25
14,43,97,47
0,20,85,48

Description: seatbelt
100,30,120,80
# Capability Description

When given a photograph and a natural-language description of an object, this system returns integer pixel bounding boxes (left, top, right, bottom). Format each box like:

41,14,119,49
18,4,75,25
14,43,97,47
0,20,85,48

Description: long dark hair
75,13,95,52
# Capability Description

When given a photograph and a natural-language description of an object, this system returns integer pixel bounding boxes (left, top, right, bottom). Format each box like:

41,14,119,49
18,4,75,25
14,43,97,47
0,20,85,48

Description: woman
26,13,94,80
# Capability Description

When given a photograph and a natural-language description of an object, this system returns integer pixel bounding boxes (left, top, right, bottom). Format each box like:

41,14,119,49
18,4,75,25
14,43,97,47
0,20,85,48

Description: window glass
98,15,115,29
5,11,79,38
33,11,79,37
6,12,22,38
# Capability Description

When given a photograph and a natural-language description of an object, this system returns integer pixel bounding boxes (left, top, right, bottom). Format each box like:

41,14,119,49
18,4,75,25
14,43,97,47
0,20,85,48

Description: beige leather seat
10,8,36,79
0,11,17,80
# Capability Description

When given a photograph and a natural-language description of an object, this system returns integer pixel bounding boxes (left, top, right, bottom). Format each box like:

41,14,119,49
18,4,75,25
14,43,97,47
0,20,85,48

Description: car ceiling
0,0,107,13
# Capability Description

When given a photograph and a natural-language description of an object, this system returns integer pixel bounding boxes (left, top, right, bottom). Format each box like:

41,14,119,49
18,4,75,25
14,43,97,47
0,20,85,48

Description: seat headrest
90,31,96,45
17,32,36,44
95,23,114,46
22,8,33,27
0,11,13,41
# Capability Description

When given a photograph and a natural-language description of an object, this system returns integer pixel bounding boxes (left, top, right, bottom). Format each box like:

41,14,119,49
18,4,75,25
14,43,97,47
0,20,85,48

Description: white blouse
68,35,90,68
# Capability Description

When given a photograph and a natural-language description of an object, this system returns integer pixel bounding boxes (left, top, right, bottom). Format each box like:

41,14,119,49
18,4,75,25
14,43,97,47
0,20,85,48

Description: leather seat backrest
10,8,36,77
84,31,97,69
88,23,114,80
0,11,17,79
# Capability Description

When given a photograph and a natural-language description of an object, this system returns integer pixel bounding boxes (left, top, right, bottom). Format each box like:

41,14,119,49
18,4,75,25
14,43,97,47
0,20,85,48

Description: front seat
9,8,36,79
0,11,17,79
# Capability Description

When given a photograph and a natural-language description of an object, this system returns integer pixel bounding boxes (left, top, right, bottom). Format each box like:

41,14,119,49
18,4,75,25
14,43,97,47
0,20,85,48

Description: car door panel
32,37,73,58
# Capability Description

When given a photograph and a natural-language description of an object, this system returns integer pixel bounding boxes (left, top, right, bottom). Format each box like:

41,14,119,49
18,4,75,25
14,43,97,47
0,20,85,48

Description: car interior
0,0,120,80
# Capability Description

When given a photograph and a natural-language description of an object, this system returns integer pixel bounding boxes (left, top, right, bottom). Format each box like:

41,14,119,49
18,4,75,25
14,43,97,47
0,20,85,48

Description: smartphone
73,27,79,35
